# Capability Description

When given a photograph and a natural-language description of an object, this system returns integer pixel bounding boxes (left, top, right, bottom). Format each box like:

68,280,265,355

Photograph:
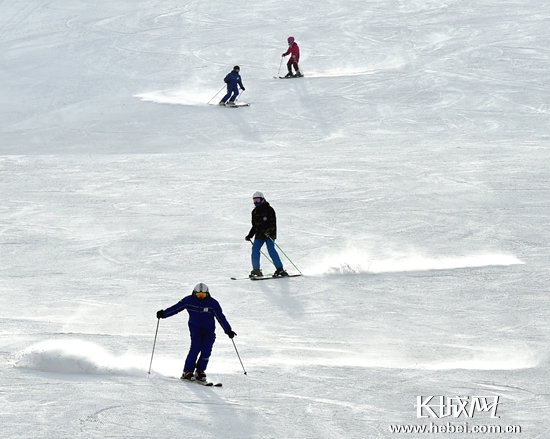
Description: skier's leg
228,86,239,102
220,88,231,104
285,60,296,77
184,327,202,372
251,238,264,269
266,239,283,269
196,331,216,371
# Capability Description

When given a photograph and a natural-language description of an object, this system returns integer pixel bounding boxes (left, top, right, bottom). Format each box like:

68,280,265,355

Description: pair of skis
222,102,250,108
231,273,302,281
210,102,250,108
274,75,305,79
181,377,222,387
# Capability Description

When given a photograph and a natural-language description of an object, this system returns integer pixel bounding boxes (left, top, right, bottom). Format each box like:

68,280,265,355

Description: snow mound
14,340,145,376
312,251,524,276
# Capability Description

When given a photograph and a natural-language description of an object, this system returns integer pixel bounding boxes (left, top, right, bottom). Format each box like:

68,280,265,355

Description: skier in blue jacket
156,283,236,382
219,66,245,106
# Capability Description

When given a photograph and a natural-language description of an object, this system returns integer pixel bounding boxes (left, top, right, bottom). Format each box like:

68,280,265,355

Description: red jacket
284,42,300,62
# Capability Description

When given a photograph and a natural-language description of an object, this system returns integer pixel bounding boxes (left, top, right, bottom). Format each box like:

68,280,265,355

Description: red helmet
287,36,295,44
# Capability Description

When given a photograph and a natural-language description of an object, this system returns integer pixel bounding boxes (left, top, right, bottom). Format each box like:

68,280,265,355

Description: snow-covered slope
1,1,549,438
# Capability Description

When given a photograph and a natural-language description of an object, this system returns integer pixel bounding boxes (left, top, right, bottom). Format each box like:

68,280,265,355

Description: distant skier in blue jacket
219,65,245,106
156,283,236,382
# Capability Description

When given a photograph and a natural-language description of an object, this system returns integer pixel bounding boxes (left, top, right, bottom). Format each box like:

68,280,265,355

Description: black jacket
247,201,277,240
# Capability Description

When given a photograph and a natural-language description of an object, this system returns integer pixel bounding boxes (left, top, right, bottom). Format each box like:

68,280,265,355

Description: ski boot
218,101,226,106
226,101,236,106
295,71,303,78
273,267,289,277
181,371,195,381
284,72,295,78
194,369,207,382
249,269,263,278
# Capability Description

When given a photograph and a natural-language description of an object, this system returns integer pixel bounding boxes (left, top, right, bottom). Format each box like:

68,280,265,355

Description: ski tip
200,381,223,387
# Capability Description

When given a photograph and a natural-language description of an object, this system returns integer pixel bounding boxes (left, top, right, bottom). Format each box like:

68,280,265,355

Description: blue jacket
224,71,244,90
161,294,232,334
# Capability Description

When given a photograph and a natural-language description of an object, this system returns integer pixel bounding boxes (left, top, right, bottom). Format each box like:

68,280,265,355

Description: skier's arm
291,46,300,61
160,298,188,318
212,301,233,336
263,207,277,237
245,218,257,240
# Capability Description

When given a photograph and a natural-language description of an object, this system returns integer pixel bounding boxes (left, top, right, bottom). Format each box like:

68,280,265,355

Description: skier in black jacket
245,191,288,278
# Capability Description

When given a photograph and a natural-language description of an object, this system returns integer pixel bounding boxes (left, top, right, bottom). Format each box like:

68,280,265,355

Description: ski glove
245,234,253,241
156,310,164,319
227,330,237,339
241,87,245,91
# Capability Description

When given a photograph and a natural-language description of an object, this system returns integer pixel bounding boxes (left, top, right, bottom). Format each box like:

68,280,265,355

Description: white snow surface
1,0,549,438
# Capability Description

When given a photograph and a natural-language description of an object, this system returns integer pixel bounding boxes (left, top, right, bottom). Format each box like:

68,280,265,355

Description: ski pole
269,238,302,274
147,318,160,377
235,89,245,103
207,85,226,105
276,57,283,77
232,338,247,375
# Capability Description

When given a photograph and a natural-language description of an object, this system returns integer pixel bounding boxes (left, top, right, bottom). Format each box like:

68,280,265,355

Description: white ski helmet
193,283,209,293
252,191,264,199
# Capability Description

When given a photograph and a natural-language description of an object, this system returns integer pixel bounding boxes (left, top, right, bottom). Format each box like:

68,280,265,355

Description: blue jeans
184,327,216,372
252,238,283,270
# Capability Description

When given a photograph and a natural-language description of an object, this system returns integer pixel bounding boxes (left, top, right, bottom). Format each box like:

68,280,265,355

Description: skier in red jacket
281,36,302,78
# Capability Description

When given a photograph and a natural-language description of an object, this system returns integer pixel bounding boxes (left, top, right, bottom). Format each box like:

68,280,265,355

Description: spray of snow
14,340,146,376
306,54,407,78
309,249,524,276
249,343,540,371
416,344,542,370
135,88,217,106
